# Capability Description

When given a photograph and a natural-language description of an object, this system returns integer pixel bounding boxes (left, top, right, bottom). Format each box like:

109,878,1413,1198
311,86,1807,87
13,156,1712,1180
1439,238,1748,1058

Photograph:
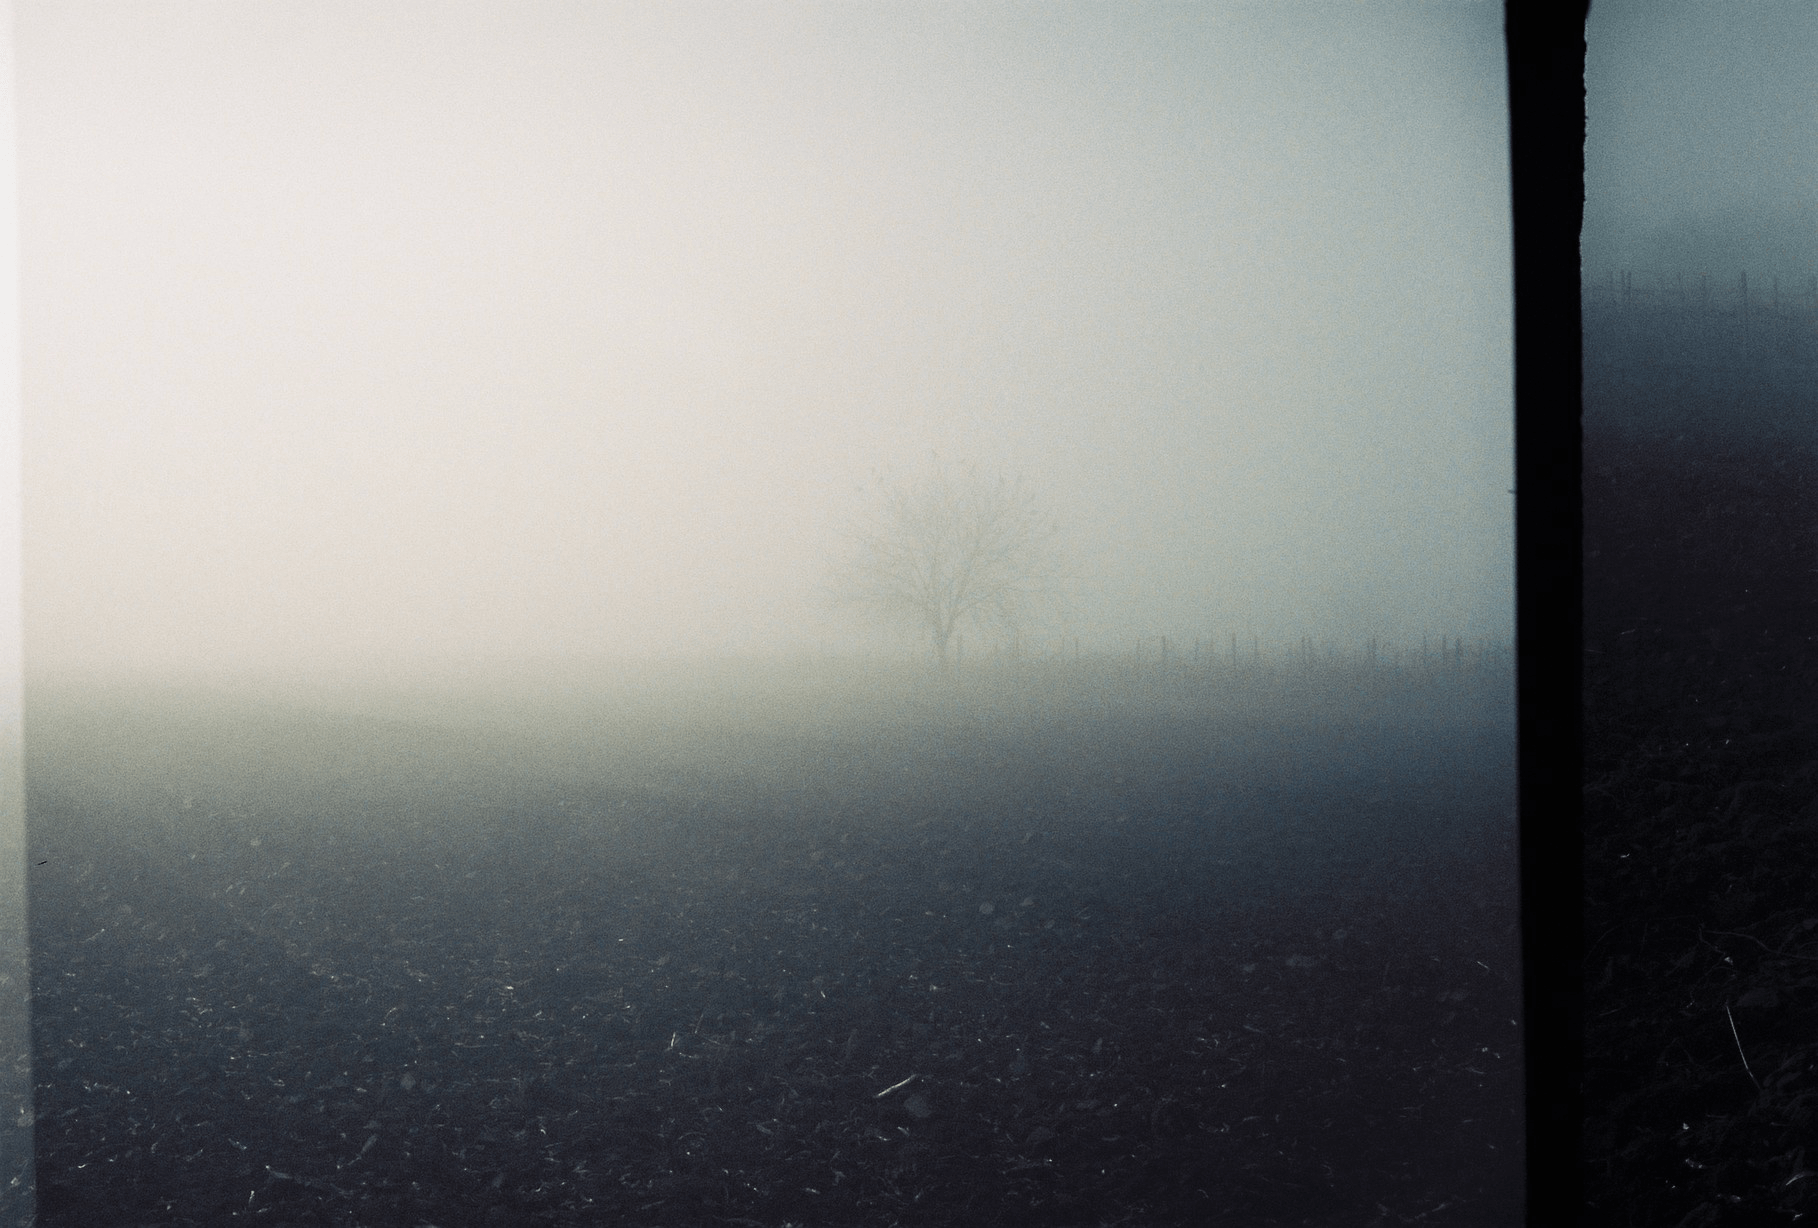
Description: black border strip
1506,3,1588,1224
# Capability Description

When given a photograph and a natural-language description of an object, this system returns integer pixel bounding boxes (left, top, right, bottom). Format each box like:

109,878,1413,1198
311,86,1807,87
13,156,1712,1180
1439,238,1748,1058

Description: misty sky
1585,1,1818,284
19,1,1512,676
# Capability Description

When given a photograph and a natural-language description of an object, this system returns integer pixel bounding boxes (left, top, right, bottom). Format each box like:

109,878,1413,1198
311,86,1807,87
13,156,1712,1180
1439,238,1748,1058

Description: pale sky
1584,0,1818,282
18,1,1512,677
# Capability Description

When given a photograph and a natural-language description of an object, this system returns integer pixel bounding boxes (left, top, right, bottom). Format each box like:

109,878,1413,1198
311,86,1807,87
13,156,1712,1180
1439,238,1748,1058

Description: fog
18,1,1511,682
1583,0,1818,286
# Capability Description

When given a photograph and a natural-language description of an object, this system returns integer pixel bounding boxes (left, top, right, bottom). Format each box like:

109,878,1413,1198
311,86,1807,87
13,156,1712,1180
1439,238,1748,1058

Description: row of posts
1035,632,1494,674
1597,270,1818,318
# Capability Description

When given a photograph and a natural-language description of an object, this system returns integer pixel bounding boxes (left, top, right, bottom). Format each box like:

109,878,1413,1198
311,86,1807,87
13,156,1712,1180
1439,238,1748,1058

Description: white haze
18,1,1512,681
1584,0,1818,284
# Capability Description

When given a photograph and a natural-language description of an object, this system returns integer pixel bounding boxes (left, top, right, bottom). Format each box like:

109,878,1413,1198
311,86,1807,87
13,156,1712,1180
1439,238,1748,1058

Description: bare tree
830,457,1069,668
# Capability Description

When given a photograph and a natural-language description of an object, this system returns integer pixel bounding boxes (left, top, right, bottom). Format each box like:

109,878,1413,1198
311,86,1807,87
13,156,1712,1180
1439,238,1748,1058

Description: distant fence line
1584,269,1818,317
941,631,1512,686
1584,270,1818,373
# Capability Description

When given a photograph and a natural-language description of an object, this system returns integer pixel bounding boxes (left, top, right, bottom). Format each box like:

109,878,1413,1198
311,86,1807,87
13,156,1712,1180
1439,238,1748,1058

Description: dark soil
1581,359,1818,1225
26,670,1520,1227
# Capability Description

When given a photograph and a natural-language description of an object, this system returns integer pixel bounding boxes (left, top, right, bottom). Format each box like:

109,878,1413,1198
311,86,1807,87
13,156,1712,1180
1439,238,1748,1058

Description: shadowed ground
1581,350,1818,1225
26,658,1517,1227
